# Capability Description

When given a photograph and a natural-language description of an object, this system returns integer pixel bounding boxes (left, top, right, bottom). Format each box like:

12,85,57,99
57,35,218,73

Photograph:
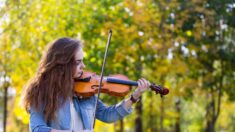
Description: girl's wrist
132,89,142,99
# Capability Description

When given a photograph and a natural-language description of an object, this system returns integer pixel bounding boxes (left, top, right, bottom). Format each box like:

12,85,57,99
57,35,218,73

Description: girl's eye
75,60,82,65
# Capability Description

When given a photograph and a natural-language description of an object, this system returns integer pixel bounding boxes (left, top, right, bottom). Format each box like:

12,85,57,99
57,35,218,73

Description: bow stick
92,29,112,128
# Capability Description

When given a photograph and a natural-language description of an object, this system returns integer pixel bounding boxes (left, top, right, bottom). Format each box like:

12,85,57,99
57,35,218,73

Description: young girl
22,37,150,132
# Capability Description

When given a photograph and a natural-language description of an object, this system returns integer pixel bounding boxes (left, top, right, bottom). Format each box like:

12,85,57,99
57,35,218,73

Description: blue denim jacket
30,96,133,132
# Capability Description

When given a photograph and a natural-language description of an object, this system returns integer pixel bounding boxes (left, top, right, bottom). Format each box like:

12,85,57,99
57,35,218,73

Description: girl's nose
81,62,86,69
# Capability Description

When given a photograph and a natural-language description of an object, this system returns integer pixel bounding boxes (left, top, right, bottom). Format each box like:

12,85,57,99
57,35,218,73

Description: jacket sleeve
94,96,133,123
29,107,52,132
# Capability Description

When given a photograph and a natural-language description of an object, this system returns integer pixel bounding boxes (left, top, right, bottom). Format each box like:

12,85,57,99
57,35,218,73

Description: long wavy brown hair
22,37,82,121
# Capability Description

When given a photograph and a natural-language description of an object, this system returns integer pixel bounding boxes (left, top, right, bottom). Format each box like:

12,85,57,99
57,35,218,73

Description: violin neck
106,77,138,86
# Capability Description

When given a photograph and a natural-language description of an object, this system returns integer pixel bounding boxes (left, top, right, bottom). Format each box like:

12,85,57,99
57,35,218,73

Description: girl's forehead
75,49,84,59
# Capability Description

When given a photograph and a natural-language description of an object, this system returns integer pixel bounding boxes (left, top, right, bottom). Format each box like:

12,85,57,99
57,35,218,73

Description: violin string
92,29,112,129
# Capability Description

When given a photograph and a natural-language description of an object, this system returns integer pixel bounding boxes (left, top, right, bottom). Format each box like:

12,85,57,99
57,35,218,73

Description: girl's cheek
77,66,80,71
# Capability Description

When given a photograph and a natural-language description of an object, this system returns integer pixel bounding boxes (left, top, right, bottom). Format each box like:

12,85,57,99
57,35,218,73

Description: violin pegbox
150,84,169,97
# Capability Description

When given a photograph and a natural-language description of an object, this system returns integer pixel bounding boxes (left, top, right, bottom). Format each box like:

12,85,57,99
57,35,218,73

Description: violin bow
92,29,112,128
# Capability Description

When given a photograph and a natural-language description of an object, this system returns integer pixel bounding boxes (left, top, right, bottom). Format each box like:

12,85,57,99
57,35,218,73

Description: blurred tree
173,0,235,131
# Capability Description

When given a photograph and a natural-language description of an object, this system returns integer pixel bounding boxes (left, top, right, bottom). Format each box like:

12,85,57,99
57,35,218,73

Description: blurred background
0,0,235,132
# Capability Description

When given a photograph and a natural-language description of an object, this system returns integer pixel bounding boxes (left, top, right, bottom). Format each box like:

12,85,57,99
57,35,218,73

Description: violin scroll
150,84,169,97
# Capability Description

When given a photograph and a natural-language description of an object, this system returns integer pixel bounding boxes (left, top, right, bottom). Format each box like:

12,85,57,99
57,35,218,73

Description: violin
74,71,169,98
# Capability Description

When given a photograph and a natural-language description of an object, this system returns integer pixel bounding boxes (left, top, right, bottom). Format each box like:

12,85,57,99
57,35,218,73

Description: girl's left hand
133,78,151,98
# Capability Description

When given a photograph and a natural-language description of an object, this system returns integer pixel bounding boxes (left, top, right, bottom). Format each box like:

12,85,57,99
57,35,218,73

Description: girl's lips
77,71,83,78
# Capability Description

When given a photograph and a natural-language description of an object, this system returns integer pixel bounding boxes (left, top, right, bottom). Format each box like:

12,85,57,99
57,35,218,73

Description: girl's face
73,48,85,78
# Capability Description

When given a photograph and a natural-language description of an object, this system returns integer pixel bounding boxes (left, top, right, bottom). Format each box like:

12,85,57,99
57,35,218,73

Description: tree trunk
205,88,216,132
120,119,124,132
134,43,143,132
3,80,9,132
175,99,181,132
160,97,164,132
134,97,142,132
205,61,224,132
205,120,215,132
149,93,158,131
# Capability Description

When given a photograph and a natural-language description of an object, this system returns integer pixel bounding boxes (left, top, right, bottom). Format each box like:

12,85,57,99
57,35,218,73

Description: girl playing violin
22,37,151,132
